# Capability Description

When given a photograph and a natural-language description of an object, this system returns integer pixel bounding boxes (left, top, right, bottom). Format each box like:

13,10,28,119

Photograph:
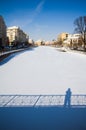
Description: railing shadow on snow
0,94,86,108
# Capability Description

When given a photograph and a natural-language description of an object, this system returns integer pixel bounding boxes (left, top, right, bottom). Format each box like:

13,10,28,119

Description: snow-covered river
0,46,86,95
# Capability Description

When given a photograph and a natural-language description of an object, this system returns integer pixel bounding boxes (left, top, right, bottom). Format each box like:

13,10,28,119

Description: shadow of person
64,88,72,108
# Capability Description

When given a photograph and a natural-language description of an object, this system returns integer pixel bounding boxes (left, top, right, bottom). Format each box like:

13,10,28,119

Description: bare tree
74,16,86,50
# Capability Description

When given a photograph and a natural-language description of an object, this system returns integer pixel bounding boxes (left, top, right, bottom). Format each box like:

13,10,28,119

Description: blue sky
0,0,86,41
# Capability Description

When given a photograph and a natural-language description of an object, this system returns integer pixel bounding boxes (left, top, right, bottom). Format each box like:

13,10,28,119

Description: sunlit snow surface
0,46,86,95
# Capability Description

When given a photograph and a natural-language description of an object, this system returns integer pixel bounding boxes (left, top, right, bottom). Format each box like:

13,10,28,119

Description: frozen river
0,46,86,95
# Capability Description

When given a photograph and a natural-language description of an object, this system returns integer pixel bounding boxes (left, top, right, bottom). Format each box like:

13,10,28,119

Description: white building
7,26,29,45
29,39,34,45
63,34,82,48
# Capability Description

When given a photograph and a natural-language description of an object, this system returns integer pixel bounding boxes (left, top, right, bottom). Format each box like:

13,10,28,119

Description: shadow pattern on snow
0,94,86,108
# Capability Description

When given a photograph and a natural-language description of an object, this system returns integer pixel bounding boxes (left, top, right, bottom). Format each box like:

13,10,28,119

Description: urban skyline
0,0,86,41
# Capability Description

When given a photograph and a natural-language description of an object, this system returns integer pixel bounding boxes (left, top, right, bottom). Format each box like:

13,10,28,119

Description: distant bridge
0,95,86,107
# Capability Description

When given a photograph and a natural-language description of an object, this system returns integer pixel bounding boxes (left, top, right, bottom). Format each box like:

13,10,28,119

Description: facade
35,39,44,46
57,32,69,43
0,15,7,47
63,34,82,49
45,41,51,46
29,39,34,46
7,26,29,45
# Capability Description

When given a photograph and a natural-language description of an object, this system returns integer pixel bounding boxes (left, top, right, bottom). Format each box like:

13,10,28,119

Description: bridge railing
0,95,86,107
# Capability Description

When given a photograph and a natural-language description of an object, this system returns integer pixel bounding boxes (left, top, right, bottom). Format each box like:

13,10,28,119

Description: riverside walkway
0,95,86,107
0,48,26,56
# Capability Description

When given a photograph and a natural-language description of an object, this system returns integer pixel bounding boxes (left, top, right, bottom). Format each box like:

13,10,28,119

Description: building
45,41,50,46
7,26,29,46
35,39,45,46
63,34,82,49
0,15,7,48
57,32,69,44
29,39,34,46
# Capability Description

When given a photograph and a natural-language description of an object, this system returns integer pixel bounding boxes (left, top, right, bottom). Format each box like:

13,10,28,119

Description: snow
0,95,86,107
0,46,86,95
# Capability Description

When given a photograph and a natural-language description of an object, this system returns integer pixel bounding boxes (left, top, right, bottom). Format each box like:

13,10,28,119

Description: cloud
8,0,45,28
35,0,45,14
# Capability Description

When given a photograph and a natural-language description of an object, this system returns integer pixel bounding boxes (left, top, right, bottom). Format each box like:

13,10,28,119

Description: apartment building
63,34,82,48
57,32,69,43
0,15,7,47
35,39,44,46
7,26,29,45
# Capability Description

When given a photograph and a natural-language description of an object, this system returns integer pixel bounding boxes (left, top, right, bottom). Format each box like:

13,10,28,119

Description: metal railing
0,95,86,107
